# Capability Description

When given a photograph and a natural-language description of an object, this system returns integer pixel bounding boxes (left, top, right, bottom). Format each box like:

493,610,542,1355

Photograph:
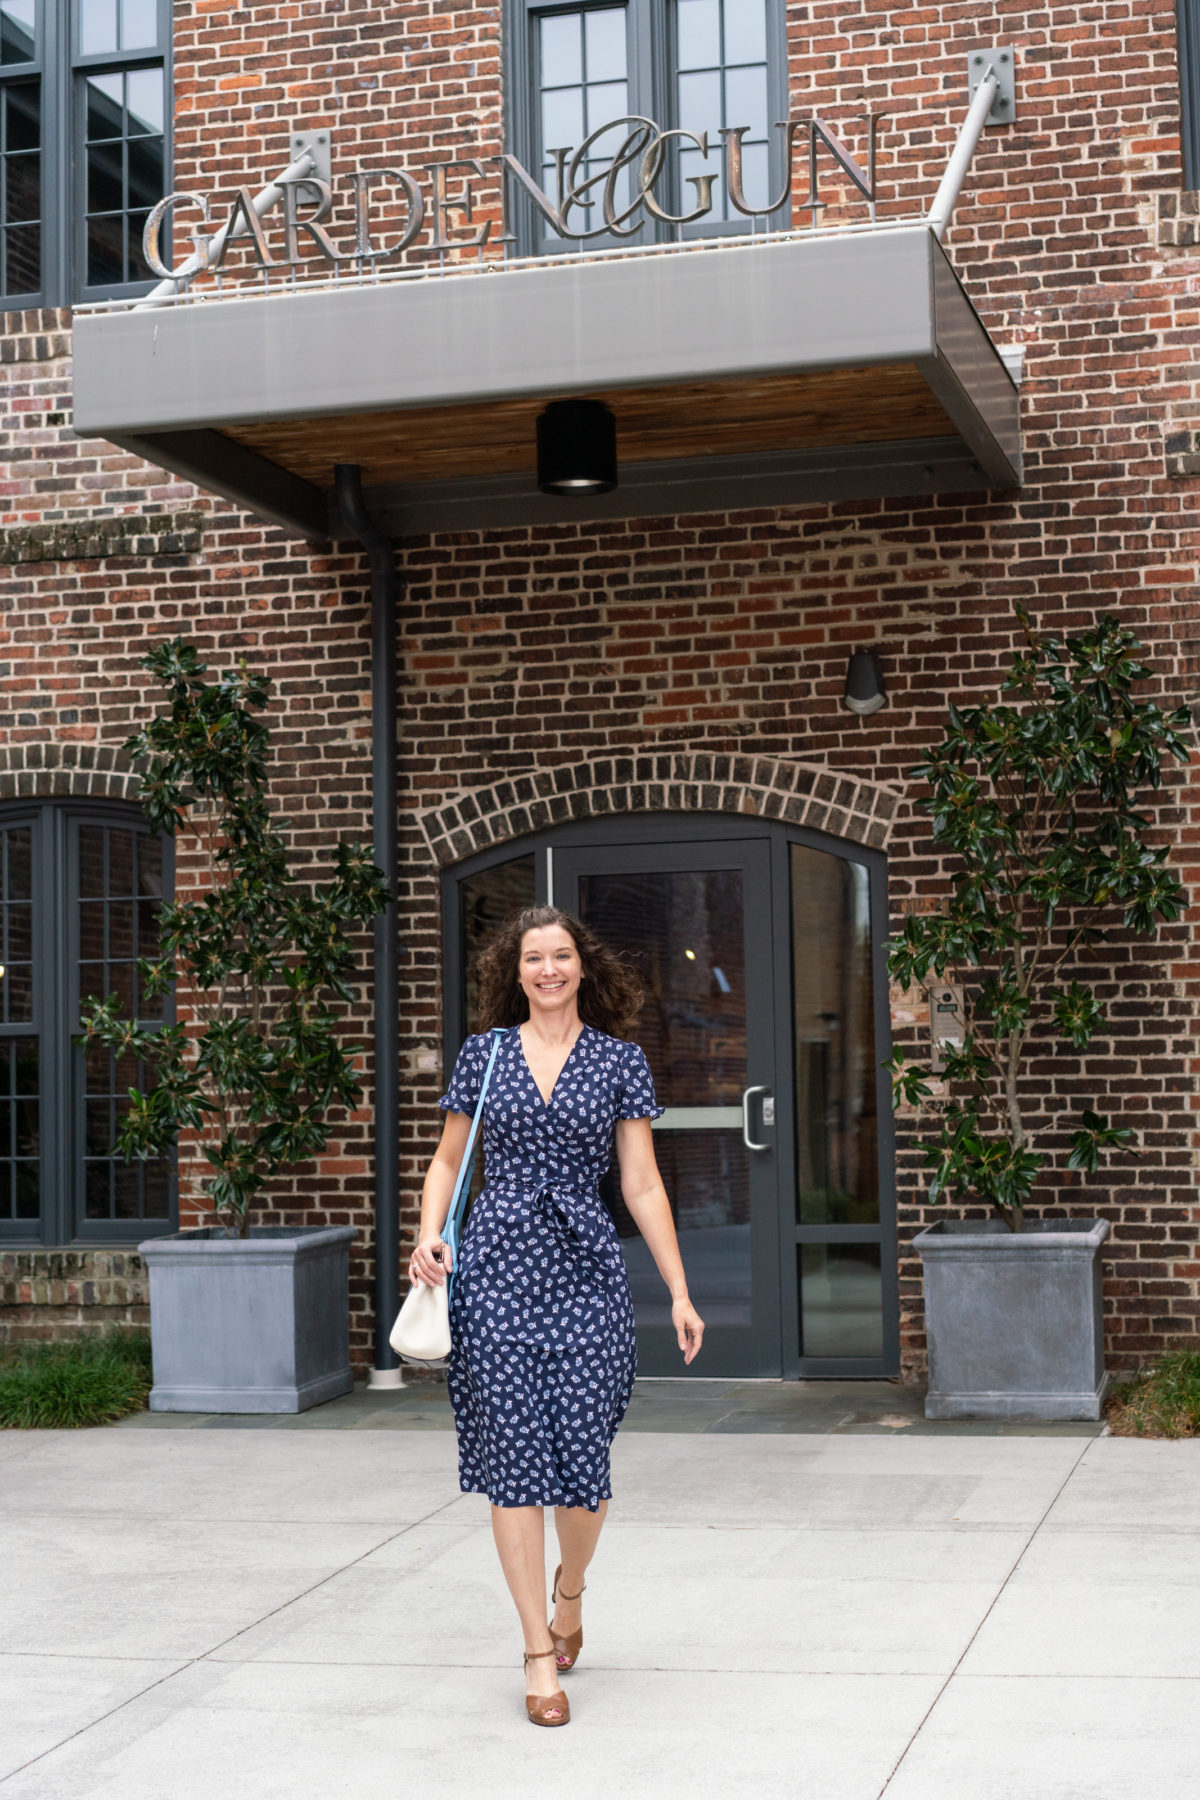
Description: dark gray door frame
439,811,899,1378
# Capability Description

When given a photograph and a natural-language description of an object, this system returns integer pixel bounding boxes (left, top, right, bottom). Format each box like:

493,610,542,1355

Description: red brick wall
3,3,1200,1375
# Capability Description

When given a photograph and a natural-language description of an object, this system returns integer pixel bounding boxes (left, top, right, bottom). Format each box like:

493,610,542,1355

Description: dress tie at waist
477,1177,612,1256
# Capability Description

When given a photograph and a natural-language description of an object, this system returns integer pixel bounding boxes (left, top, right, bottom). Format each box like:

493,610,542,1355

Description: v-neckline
518,1023,588,1108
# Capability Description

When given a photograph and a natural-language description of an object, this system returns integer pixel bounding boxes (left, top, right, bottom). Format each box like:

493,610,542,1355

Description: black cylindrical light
843,648,887,716
536,399,618,496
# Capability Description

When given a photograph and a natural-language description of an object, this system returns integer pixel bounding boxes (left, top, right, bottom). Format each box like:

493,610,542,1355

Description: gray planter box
137,1225,358,1413
914,1217,1111,1421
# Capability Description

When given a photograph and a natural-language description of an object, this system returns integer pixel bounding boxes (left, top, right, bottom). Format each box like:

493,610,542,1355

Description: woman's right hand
409,1235,453,1287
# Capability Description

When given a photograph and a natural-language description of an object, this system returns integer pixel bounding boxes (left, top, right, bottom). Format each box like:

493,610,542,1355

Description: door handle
742,1085,770,1151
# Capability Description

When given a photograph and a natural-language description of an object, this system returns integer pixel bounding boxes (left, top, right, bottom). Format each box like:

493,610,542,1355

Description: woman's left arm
615,1117,705,1365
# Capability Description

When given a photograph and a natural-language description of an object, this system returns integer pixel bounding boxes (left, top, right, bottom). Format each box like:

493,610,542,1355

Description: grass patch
1106,1350,1200,1439
0,1330,153,1429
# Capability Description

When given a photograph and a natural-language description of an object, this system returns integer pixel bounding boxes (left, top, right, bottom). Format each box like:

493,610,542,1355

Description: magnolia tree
78,639,390,1237
887,612,1191,1232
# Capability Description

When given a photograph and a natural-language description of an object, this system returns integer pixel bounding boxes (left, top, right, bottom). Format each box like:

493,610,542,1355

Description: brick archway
418,751,904,866
0,741,140,803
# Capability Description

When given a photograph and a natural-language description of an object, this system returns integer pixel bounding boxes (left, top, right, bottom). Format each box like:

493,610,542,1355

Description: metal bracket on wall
290,128,333,185
968,48,1016,125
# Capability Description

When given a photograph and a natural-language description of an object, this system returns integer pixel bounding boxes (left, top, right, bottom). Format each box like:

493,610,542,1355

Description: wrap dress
439,1023,664,1510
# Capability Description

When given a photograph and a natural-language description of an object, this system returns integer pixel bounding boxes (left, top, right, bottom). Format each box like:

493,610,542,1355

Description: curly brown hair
475,905,645,1039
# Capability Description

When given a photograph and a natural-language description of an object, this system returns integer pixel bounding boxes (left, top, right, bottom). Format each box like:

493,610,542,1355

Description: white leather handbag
389,1030,504,1366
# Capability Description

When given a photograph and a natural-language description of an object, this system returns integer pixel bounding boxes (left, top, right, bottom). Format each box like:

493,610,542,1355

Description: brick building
2,0,1200,1388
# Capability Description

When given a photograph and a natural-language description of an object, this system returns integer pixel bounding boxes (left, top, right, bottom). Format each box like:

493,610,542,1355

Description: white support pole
136,145,319,307
925,67,1000,243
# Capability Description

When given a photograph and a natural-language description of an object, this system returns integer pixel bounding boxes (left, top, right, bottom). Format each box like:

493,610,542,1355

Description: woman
411,904,704,1727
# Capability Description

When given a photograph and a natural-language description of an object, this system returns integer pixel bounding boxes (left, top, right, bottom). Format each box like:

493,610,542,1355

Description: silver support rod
137,146,319,306
925,67,1000,242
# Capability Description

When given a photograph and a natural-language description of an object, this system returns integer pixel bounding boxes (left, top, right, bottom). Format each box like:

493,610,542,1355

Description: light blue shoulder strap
442,1028,506,1293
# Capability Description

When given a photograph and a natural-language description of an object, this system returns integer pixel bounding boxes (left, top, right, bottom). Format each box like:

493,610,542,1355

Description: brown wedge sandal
524,1646,570,1727
550,1563,586,1673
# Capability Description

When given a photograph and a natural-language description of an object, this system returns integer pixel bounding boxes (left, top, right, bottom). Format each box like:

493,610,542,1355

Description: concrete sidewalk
1,1424,1195,1799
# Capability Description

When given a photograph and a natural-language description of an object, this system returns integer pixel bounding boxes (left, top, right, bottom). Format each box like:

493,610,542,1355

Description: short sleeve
617,1041,665,1120
439,1034,490,1115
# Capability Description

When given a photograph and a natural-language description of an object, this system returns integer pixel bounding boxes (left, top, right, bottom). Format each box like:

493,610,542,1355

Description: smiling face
517,924,584,1020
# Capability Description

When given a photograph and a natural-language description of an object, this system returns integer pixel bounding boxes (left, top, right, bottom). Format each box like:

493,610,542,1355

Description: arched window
0,799,173,1247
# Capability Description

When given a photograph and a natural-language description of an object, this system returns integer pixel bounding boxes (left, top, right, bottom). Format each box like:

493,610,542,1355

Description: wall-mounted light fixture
536,398,618,496
843,648,887,716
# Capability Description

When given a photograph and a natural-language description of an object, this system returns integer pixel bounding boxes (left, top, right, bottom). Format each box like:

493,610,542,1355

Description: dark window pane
579,868,747,1106
86,1040,110,1093
14,1041,35,1092
459,856,536,1035
114,1046,140,1092
79,825,105,897
2,221,39,291
15,1158,38,1218
86,73,123,142
114,1159,140,1218
0,1039,9,1086
611,1129,750,1328
799,1243,883,1359
79,901,105,962
0,0,35,63
87,212,124,284
107,961,134,1012
77,962,108,1006
108,830,134,896
79,0,118,55
135,973,162,1021
108,899,134,958
87,141,124,214
6,900,31,959
85,1097,112,1155
142,1157,169,1217
137,897,160,959
125,67,162,136
14,1095,36,1156
6,963,32,1021
138,836,162,898
6,827,31,900
791,847,878,1226
121,0,157,49
85,1159,112,1218
6,81,39,151
4,152,39,223
2,222,40,292
126,209,152,280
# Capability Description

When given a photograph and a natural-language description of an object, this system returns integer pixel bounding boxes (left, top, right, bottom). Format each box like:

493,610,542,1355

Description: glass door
555,838,781,1377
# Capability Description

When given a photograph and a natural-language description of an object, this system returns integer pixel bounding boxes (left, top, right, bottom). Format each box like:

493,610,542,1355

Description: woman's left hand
672,1297,704,1365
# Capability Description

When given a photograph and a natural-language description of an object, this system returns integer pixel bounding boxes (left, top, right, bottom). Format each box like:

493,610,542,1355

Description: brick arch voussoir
420,752,905,869
0,742,142,804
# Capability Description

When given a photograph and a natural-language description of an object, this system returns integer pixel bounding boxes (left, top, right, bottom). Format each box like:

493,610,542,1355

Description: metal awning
73,223,1020,541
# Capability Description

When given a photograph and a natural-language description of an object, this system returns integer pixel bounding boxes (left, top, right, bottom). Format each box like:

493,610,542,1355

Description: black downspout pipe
334,464,401,1382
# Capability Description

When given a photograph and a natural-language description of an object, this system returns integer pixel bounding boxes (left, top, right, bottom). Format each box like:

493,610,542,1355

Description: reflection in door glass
799,1243,883,1358
458,856,536,1033
790,847,878,1224
581,869,751,1327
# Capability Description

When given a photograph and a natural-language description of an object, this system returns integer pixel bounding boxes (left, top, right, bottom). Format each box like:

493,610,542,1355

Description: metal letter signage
146,114,884,286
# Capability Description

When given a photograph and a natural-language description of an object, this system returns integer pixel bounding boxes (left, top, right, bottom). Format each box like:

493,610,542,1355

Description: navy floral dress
439,1024,664,1511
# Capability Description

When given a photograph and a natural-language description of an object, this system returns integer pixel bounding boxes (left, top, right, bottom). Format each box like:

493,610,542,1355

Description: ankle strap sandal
524,1647,570,1727
550,1562,586,1673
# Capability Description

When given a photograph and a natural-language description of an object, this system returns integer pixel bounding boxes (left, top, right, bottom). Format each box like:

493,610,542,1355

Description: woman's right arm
410,1110,472,1286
